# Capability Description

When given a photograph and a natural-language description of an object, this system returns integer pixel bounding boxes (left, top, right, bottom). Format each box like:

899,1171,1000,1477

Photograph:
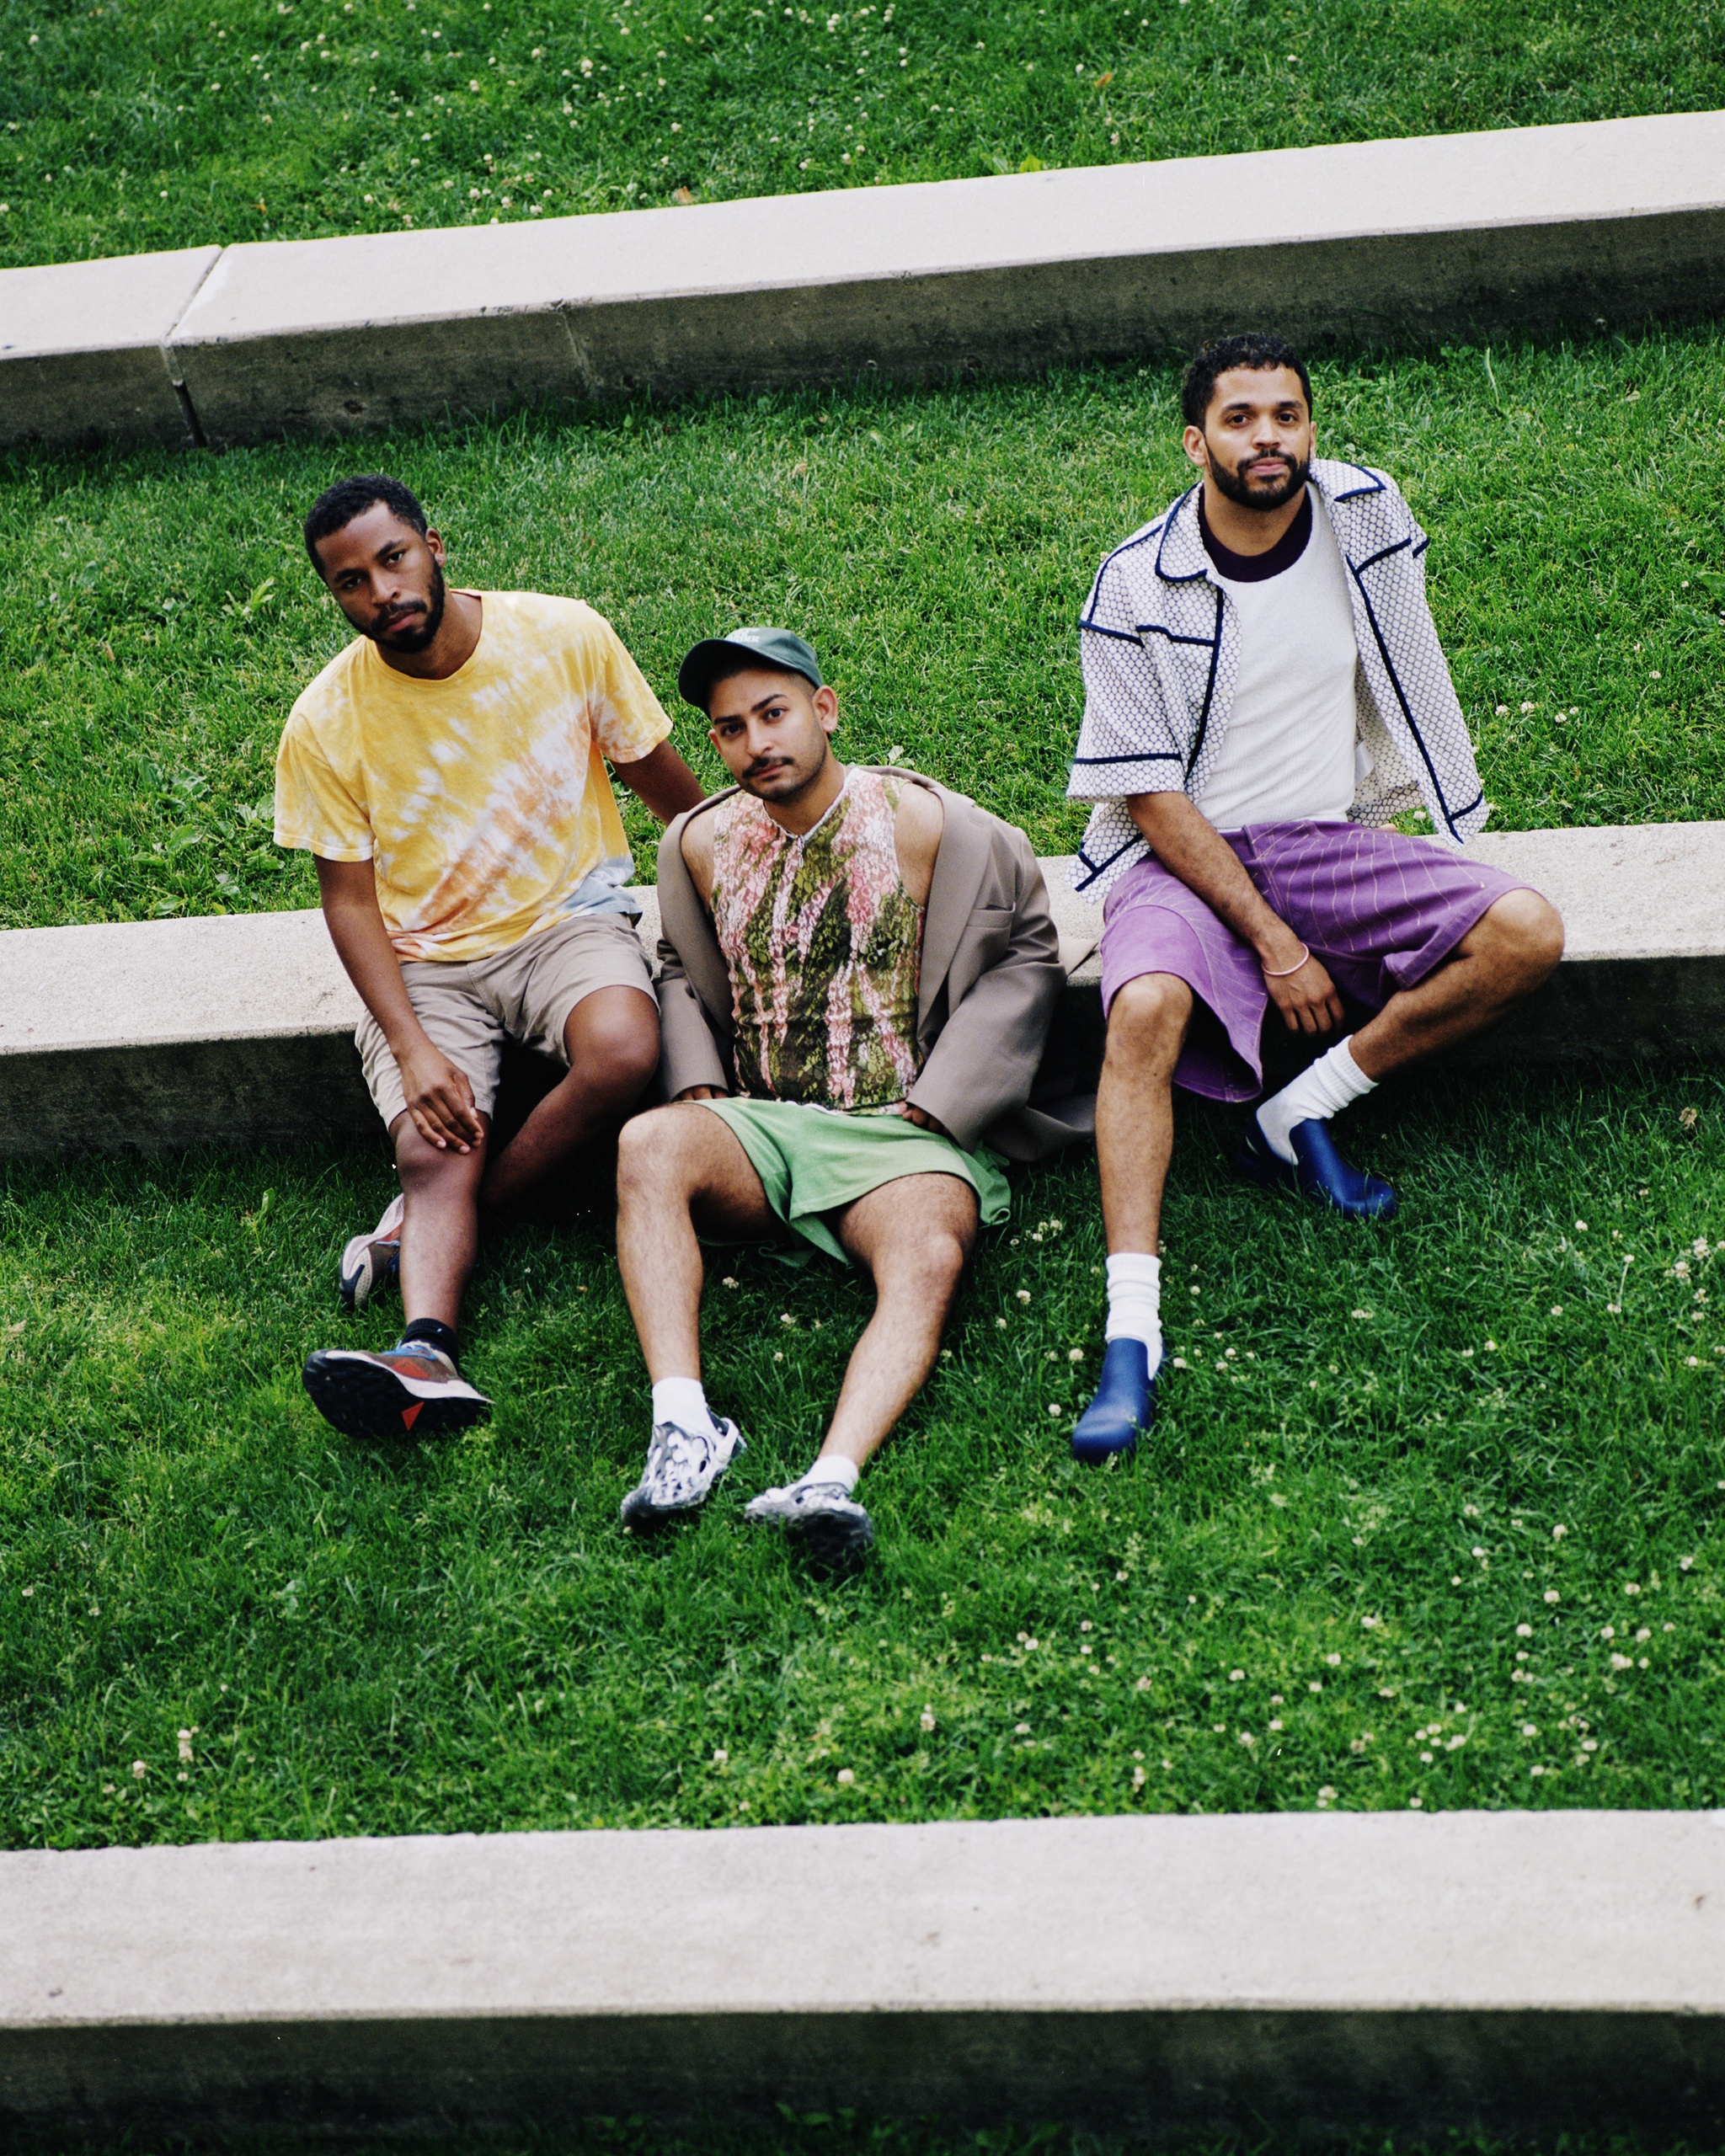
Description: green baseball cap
676,626,823,712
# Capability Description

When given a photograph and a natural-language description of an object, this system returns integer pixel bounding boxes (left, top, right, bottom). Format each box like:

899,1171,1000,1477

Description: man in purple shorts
1063,331,1565,1462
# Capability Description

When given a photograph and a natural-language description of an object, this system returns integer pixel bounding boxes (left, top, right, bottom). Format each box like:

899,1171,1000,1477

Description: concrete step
2,821,1720,1160
3,110,1723,451
0,244,219,451
4,1810,1725,2139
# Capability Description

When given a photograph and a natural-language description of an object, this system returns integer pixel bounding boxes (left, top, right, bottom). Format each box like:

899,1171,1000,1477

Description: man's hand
1260,943,1345,1035
675,1084,727,1102
900,1102,950,1139
1129,793,1345,1034
397,1039,485,1151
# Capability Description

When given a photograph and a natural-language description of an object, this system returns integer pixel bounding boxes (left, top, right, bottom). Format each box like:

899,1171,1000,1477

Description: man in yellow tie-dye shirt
274,474,705,1440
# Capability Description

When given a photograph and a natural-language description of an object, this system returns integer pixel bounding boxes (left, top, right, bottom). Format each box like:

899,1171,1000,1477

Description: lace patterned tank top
708,768,925,1109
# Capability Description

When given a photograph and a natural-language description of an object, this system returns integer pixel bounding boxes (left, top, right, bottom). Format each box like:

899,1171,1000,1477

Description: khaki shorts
357,913,656,1130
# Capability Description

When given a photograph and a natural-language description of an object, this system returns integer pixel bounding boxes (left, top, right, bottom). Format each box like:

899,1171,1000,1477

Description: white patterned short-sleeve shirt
1065,460,1487,897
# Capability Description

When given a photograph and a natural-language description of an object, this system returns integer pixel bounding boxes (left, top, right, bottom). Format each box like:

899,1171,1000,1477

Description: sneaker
302,1341,490,1438
619,1417,746,1529
744,1479,874,1566
339,1193,405,1311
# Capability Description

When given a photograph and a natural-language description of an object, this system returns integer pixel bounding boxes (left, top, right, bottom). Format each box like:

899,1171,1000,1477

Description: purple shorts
1099,820,1535,1102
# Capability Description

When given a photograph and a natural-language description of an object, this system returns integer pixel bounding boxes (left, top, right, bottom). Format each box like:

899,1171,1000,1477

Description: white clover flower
1544,1590,1560,1604
920,1708,936,1732
836,1767,855,1784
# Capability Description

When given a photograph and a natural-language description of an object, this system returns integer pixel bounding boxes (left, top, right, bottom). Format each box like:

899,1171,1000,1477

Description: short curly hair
302,473,429,573
1181,334,1313,430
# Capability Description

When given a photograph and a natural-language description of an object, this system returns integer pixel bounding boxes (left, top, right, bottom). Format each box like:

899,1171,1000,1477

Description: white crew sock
792,1454,860,1496
651,1375,718,1439
1255,1037,1378,1166
1104,1251,1162,1363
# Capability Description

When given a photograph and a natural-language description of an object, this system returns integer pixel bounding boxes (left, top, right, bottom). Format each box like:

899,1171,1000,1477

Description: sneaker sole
302,1350,490,1440
784,1505,874,1567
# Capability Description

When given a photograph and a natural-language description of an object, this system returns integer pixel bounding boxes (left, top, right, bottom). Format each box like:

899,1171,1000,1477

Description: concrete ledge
0,246,219,452
3,111,1722,451
4,1812,1725,2138
2,822,1722,1160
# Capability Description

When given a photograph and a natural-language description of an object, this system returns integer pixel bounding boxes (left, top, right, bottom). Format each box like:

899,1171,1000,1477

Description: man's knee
1105,972,1194,1062
1482,890,1565,989
615,1103,691,1195
395,1115,489,1187
567,989,661,1099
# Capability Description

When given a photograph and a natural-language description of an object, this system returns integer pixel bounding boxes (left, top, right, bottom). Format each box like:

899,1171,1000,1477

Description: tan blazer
654,770,1082,1161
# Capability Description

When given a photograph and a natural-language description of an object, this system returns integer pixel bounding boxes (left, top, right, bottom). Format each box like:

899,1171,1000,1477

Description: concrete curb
4,1812,1725,2138
1,823,1720,1160
3,111,1724,451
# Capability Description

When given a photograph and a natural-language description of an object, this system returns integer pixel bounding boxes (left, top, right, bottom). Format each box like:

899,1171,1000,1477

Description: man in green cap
613,627,1076,1561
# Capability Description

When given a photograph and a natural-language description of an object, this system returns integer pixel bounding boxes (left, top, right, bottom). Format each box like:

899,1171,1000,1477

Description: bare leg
614,1104,777,1380
393,1114,489,1329
811,1172,979,1474
481,986,660,1217
1349,890,1564,1081
1094,973,1194,1257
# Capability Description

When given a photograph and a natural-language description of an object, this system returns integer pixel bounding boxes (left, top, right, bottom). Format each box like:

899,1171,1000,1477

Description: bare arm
1129,792,1344,1035
666,815,726,1101
613,739,707,823
313,856,485,1151
892,782,947,1129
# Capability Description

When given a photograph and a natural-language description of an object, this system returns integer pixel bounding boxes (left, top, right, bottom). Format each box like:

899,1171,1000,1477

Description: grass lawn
3,1059,1721,1849
3,328,1723,935
2,0,1722,270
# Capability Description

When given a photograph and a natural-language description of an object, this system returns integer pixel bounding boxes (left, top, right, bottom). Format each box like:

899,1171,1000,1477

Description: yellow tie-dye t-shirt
274,592,671,963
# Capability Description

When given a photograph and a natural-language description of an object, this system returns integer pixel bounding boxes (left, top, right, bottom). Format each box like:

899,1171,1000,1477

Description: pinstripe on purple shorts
1098,820,1535,1102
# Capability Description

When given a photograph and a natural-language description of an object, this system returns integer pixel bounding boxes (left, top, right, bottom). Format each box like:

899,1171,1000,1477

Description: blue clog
1235,1115,1397,1221
1071,1336,1161,1464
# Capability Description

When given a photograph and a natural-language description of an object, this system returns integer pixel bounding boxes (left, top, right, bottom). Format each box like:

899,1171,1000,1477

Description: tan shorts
357,913,656,1130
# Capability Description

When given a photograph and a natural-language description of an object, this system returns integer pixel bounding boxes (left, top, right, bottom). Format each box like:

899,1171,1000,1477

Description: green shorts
698,1097,1010,1263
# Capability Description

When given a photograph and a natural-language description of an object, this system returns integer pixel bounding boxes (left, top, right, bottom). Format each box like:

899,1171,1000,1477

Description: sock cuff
1106,1251,1162,1289
799,1455,860,1494
1327,1037,1377,1094
651,1376,713,1434
401,1316,459,1362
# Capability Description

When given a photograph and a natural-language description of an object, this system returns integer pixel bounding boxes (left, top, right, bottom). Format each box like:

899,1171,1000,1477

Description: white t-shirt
1195,488,1359,832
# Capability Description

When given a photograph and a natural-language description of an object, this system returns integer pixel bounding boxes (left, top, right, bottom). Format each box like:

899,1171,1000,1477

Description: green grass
3,0,1722,270
3,1062,1721,1849
3,328,1724,935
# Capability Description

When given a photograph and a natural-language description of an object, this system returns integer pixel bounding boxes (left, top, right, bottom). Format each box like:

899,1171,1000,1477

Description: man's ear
425,528,446,565
814,684,839,734
1181,424,1210,474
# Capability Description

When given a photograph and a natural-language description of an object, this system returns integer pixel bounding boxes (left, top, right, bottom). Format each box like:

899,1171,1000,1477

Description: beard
1206,446,1310,514
366,562,447,652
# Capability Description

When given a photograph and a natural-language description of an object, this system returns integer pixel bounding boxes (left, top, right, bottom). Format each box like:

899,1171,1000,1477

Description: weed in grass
3,0,1722,270
3,328,1723,935
2,1063,1720,1849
